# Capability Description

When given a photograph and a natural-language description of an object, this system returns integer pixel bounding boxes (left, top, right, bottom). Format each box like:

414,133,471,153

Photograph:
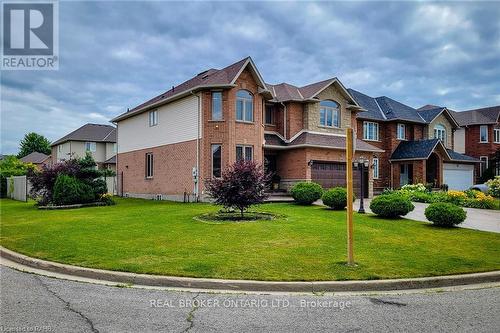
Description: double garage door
443,163,474,191
311,162,368,198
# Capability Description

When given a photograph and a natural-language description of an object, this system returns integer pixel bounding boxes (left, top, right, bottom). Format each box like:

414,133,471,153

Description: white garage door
443,163,474,190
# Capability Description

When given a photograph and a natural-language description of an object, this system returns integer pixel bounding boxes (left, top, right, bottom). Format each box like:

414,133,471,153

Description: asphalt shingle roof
52,123,116,146
264,132,384,152
390,139,440,160
417,107,443,123
452,106,500,126
446,149,478,162
347,89,385,121
19,152,50,164
348,89,426,123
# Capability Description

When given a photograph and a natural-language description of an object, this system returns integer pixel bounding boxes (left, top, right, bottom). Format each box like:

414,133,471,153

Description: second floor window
211,92,222,120
145,153,153,178
319,100,340,127
397,123,406,140
480,125,488,143
265,104,275,125
236,90,253,122
363,122,379,141
236,145,253,161
85,142,96,152
149,110,158,127
58,145,62,152
434,124,446,145
112,143,117,153
494,128,500,143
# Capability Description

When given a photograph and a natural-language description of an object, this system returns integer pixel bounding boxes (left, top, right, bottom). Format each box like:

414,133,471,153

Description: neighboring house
19,152,51,168
348,90,478,192
452,106,500,181
111,56,383,201
51,123,117,171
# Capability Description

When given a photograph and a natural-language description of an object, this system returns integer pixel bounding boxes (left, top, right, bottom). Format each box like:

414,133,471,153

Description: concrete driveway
352,199,500,233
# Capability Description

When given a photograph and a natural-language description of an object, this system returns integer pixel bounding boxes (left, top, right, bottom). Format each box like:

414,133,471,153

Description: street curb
2,246,500,292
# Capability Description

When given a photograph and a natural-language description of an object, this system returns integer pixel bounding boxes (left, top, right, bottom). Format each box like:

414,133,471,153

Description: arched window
434,124,446,144
319,100,340,127
236,90,253,122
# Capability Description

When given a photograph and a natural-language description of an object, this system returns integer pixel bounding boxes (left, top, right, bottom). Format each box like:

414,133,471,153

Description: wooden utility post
346,127,355,266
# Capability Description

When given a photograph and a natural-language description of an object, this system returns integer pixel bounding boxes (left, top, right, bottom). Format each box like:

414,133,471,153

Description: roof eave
111,84,237,122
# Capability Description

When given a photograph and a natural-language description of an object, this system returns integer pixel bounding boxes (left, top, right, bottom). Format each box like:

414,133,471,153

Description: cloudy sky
2,1,500,154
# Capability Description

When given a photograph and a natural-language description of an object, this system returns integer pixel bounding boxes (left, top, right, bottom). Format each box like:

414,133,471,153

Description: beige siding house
51,123,117,170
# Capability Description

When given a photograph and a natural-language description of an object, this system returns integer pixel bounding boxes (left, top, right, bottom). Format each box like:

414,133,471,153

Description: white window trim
397,123,406,140
236,145,253,161
494,128,500,143
236,90,254,122
85,141,96,152
149,110,158,127
434,125,446,145
373,157,379,179
319,105,340,128
480,125,488,143
211,91,223,121
363,121,379,141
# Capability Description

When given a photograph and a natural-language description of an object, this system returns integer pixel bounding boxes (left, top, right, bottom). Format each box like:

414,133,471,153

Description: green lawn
1,198,499,281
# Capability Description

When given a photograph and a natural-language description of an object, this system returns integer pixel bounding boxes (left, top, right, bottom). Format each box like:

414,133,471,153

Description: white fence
105,176,117,195
6,175,28,202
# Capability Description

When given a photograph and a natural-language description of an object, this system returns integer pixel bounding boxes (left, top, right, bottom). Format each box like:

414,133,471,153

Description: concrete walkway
350,199,500,233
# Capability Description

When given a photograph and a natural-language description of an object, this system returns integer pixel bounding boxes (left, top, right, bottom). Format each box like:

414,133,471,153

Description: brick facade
117,140,197,200
463,124,500,180
200,68,264,196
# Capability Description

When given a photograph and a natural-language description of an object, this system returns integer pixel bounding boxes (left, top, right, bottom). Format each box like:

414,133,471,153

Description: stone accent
428,113,454,149
303,84,351,136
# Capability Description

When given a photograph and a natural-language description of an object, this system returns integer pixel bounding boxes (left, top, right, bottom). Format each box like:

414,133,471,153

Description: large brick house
111,57,386,200
111,57,480,201
348,90,478,192
452,106,500,181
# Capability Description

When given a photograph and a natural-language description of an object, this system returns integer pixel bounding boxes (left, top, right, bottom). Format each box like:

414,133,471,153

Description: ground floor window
236,145,253,161
373,157,379,179
212,144,222,178
480,156,489,176
145,153,153,178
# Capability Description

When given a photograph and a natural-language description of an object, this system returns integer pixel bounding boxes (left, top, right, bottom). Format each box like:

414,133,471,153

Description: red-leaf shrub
205,160,270,217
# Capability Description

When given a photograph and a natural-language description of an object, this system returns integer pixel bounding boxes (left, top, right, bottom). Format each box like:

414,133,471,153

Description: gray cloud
2,1,499,154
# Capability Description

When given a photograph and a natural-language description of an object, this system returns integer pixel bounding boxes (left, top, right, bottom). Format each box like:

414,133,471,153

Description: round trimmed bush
425,202,466,227
322,187,355,210
290,182,323,205
369,194,414,218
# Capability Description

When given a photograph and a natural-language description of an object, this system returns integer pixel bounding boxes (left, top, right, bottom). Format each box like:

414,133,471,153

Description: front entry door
400,164,409,186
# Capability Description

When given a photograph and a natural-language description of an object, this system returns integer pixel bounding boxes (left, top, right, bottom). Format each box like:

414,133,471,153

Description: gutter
111,84,236,122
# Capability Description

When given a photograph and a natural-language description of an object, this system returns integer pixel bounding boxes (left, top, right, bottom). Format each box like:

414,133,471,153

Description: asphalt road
1,266,499,333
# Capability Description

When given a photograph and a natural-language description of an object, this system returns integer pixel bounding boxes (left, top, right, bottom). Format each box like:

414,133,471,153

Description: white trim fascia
102,128,116,141
264,130,286,142
230,57,267,90
373,98,387,120
264,143,384,153
296,87,304,100
111,84,236,122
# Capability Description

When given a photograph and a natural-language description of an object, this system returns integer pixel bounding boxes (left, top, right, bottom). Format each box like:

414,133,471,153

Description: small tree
17,132,51,158
206,160,269,217
0,156,35,198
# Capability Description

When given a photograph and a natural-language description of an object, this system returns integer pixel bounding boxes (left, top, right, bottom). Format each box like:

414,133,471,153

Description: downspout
190,90,200,202
280,102,287,139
